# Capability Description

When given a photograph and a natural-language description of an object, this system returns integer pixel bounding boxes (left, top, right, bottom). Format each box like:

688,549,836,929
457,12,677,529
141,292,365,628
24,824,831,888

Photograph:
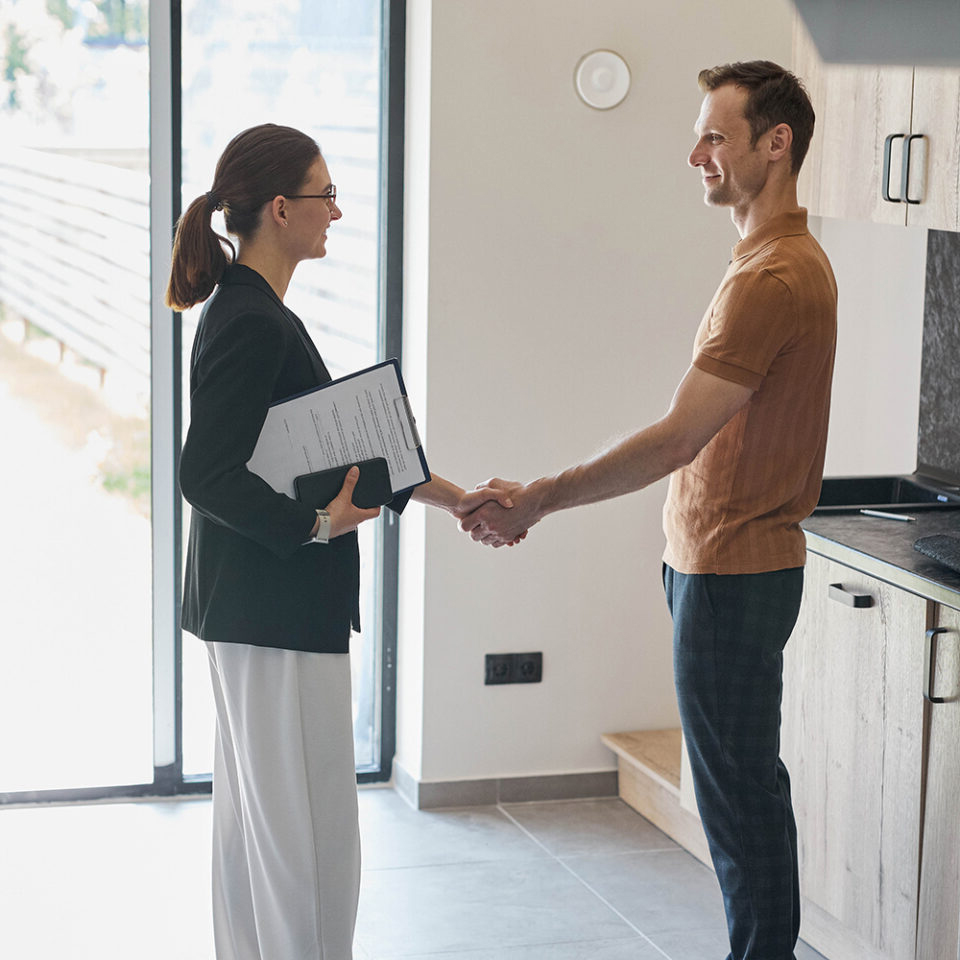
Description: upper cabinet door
792,13,825,214
791,16,960,231
793,11,913,225
815,62,914,224
906,68,960,231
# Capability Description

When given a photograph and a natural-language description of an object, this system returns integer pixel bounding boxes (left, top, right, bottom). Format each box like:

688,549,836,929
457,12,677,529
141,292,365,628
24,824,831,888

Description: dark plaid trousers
663,564,804,960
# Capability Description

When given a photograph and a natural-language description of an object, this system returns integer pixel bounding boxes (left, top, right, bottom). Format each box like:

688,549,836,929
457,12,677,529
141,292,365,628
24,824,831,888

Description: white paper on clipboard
246,359,429,498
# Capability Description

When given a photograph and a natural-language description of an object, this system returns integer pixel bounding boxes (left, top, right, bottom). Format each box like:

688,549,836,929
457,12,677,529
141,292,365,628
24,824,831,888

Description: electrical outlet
484,652,542,685
515,652,542,683
485,653,514,684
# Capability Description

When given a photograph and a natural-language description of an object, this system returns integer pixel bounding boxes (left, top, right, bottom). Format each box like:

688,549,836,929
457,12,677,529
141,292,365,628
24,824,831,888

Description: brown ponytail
165,123,321,311
165,194,235,310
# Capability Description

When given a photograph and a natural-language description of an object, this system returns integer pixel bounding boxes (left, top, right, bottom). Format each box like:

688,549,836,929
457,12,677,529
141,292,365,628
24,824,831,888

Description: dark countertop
802,507,960,608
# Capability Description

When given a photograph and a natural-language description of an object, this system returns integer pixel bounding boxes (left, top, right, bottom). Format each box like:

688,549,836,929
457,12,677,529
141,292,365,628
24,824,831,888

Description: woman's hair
698,61,815,175
165,123,321,310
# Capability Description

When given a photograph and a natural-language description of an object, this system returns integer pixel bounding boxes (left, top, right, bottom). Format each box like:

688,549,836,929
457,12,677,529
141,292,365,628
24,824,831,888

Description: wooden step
602,728,711,866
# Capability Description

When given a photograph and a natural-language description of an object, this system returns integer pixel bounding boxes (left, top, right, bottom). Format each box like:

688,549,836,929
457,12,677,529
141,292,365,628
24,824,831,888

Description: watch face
316,510,331,542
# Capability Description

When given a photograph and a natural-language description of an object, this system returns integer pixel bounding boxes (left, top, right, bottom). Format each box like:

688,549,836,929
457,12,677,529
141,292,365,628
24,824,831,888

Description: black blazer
179,264,408,653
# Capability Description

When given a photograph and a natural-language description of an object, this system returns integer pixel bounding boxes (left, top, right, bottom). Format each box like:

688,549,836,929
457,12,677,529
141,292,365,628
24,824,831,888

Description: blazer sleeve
180,308,318,559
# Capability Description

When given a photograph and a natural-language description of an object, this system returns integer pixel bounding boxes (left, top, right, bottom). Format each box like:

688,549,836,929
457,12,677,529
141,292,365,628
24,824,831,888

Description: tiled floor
354,790,826,960
0,787,826,960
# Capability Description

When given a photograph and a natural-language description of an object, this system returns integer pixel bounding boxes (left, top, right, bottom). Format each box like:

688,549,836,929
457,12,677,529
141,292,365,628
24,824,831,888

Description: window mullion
148,0,182,781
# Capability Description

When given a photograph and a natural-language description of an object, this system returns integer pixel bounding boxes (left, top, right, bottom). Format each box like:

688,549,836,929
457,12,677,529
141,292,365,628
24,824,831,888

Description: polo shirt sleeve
692,267,796,392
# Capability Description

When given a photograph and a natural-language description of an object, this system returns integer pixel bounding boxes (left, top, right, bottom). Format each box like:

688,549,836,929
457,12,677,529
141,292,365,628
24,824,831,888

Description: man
461,61,837,960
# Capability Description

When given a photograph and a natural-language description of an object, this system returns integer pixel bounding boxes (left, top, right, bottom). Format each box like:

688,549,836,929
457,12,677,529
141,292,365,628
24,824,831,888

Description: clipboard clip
394,395,422,451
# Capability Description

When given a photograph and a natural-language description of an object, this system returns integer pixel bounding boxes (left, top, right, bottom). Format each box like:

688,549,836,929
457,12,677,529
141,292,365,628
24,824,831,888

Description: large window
0,0,153,796
0,0,403,803
178,0,401,779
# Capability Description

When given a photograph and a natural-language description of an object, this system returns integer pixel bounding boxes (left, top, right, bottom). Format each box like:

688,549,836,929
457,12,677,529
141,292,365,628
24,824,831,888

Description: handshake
452,477,542,549
323,468,544,547
321,468,544,546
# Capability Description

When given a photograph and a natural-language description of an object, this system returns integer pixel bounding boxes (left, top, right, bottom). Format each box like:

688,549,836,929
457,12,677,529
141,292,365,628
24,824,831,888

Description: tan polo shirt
662,209,837,575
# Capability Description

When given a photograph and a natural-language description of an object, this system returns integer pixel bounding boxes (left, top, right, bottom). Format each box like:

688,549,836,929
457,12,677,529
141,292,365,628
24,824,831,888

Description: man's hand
459,478,541,547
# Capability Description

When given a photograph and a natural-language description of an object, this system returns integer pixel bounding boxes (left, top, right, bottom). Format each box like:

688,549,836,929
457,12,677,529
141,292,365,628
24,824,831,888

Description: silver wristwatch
313,509,331,543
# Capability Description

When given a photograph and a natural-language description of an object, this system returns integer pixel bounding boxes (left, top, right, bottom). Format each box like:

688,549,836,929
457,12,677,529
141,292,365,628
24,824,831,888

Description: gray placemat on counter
914,534,960,574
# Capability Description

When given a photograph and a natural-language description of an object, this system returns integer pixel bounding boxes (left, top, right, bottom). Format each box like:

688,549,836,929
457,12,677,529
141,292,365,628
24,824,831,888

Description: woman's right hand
325,465,381,538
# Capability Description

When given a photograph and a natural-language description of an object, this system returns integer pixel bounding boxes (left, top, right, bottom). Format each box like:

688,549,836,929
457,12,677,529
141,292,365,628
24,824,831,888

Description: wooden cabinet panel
906,68,960,231
792,12,825,213
782,553,928,960
916,603,960,960
815,64,914,224
791,21,960,230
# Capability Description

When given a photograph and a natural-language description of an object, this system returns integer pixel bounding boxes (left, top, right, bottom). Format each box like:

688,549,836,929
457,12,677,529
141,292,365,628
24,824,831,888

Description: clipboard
246,359,430,499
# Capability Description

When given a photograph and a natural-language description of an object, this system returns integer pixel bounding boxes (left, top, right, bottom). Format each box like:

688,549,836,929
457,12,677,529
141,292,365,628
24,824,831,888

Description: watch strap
313,508,331,544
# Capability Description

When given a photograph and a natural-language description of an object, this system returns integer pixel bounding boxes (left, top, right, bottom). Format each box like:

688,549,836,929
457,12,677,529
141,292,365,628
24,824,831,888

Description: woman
166,123,513,960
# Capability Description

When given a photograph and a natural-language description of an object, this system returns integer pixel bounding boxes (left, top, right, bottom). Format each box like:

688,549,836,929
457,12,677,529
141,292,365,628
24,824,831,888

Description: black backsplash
918,229,960,482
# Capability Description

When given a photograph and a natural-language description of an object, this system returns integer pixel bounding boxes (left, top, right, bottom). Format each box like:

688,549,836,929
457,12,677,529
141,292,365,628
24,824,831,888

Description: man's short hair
698,61,814,174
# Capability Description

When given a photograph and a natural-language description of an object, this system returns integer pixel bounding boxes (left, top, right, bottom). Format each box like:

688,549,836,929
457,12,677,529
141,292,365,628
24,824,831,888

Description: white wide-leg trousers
206,641,360,960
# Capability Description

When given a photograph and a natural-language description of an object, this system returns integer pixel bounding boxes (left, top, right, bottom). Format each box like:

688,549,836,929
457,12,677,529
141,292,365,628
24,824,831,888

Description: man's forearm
460,364,754,547
463,420,693,546
534,418,696,519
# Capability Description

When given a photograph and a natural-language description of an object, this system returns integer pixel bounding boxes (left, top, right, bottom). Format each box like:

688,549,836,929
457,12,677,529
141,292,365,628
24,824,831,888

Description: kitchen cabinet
790,18,824,216
781,552,927,960
916,603,960,960
909,68,960,230
782,551,960,960
792,14,960,231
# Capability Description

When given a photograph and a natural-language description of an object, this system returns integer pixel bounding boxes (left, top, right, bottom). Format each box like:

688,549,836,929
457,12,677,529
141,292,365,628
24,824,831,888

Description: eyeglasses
286,185,337,205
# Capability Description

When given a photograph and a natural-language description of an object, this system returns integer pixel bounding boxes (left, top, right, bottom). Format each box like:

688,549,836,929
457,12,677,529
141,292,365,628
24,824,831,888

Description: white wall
812,217,927,476
397,0,801,785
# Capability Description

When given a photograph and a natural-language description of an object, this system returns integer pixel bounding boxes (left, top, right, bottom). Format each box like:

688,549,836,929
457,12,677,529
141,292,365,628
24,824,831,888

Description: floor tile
394,937,667,960
358,788,546,870
501,797,679,858
651,926,828,960
356,858,636,958
647,924,730,960
565,847,727,936
0,799,214,960
355,941,373,960
796,939,828,960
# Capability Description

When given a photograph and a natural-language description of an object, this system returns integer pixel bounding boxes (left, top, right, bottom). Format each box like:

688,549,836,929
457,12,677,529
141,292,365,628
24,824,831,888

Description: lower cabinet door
781,553,928,960
916,603,960,960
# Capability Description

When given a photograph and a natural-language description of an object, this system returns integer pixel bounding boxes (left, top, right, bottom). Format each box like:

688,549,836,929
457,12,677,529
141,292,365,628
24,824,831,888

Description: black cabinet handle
828,583,874,608
900,133,924,204
925,627,950,703
882,133,905,202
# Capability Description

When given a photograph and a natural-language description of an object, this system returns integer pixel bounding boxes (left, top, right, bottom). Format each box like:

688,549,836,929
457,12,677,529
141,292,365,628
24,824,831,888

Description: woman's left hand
323,466,382,539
